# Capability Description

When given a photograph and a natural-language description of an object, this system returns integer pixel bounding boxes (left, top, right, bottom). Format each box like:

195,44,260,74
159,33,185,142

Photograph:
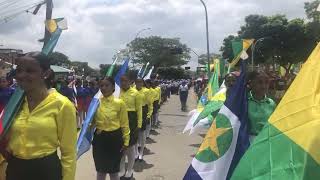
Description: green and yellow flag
229,39,254,67
231,43,320,179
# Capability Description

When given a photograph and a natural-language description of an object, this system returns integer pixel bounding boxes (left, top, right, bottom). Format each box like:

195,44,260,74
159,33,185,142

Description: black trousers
6,151,62,180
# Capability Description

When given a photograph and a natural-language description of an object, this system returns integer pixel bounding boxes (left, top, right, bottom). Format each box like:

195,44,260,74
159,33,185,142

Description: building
0,48,24,65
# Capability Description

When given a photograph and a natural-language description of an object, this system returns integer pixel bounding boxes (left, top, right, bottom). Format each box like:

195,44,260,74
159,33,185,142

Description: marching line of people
0,52,188,180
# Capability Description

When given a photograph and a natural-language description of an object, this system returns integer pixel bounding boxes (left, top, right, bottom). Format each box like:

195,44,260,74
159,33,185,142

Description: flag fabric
106,58,118,77
76,91,101,159
229,39,253,68
184,60,225,135
231,43,320,179
0,88,24,140
0,18,67,141
137,66,143,78
184,60,250,180
114,58,129,98
190,86,227,135
141,62,150,78
143,66,154,80
42,18,68,55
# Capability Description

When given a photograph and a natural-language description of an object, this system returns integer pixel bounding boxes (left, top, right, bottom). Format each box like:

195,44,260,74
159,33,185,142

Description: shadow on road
199,133,206,138
189,143,201,148
150,130,160,136
146,137,157,144
134,160,154,172
143,147,155,156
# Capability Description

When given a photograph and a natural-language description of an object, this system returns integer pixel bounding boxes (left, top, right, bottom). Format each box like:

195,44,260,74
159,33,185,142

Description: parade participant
92,77,130,180
0,77,14,112
144,79,154,139
0,77,14,180
151,80,161,128
119,75,142,179
247,70,276,142
4,52,77,180
76,79,87,128
60,79,76,105
179,80,189,111
135,78,153,161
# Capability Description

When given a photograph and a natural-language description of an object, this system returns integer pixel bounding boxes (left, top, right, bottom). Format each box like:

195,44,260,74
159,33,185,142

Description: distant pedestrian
179,81,189,111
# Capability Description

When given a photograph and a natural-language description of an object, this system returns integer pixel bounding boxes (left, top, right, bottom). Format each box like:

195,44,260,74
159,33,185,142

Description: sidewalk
76,90,206,180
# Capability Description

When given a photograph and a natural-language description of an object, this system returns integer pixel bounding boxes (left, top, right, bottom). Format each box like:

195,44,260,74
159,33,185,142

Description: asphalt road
76,90,206,180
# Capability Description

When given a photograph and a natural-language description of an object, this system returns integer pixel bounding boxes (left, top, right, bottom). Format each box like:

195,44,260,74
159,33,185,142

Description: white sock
119,155,126,177
146,123,151,137
125,146,135,178
139,131,146,159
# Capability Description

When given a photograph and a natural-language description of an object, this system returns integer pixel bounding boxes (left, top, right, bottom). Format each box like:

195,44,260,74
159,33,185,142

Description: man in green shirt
247,71,276,142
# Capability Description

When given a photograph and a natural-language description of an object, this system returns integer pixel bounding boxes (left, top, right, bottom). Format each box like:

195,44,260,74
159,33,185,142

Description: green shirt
248,91,276,135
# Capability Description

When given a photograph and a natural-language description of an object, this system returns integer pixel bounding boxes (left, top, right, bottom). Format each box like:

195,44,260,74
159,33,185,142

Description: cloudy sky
0,0,310,69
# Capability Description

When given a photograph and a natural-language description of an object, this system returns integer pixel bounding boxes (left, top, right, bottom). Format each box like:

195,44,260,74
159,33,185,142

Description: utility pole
43,0,53,47
199,0,211,78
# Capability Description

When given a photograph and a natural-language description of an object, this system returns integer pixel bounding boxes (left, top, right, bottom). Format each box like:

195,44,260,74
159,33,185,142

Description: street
76,90,206,180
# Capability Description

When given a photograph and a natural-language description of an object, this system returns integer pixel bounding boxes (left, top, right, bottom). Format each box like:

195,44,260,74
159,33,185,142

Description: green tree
221,14,313,76
220,35,239,62
305,0,320,22
156,67,190,79
198,53,221,65
49,52,71,67
127,36,191,69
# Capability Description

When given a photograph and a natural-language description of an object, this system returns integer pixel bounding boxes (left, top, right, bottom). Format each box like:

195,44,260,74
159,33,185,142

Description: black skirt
128,111,138,146
92,129,123,174
141,105,148,131
6,151,62,180
153,100,159,115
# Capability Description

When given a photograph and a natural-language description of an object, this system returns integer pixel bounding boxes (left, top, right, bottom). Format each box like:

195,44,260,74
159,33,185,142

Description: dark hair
247,70,268,82
100,76,115,92
23,52,54,89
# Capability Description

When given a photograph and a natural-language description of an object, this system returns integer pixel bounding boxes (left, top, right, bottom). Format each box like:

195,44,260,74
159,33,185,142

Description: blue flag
114,58,129,98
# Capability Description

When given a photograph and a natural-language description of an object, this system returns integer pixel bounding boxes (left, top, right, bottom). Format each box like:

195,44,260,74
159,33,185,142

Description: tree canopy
220,12,317,74
49,51,98,76
126,36,191,69
198,53,221,65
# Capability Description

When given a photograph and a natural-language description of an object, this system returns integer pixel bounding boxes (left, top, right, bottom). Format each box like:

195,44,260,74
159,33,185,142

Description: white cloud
0,0,308,69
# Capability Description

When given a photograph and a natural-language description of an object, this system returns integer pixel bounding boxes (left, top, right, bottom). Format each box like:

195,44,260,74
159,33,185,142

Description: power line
0,1,45,24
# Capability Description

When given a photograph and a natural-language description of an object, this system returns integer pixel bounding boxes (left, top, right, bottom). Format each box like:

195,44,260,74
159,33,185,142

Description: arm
57,101,77,180
119,101,130,146
158,88,161,105
136,93,143,128
147,91,154,119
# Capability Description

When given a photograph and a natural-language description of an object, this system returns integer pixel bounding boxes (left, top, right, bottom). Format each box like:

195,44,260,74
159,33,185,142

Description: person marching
119,76,143,179
151,80,161,128
0,77,15,180
247,70,276,142
92,77,130,180
135,78,153,162
178,80,189,111
144,79,154,139
3,52,77,180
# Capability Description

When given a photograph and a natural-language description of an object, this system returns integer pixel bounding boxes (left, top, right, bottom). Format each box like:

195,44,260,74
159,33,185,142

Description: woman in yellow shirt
135,78,153,161
92,77,130,180
5,52,77,180
119,76,142,179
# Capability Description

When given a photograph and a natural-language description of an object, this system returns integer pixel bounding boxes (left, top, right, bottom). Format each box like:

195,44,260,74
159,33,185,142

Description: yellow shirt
120,87,143,128
93,95,130,146
139,87,154,119
7,89,77,180
152,87,161,103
